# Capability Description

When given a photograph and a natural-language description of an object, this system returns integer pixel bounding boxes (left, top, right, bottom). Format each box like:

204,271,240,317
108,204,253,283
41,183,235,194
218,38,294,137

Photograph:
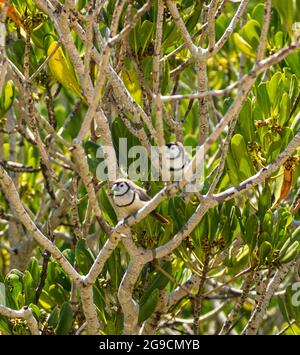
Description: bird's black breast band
114,191,136,207
169,161,188,171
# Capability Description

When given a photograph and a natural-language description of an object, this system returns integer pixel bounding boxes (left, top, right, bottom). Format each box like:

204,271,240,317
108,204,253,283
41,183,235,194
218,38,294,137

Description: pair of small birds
111,142,189,224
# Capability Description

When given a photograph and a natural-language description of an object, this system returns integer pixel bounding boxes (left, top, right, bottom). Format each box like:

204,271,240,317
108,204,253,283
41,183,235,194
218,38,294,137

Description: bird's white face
165,143,181,160
112,181,130,196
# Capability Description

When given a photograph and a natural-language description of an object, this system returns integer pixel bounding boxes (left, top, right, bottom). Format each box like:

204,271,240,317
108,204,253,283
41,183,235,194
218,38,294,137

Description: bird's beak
111,184,118,192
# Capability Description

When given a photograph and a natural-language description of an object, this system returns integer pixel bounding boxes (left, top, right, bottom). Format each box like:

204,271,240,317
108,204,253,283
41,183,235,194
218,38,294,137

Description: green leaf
252,3,264,25
93,283,107,324
75,239,95,274
99,188,117,225
138,288,159,323
0,80,16,118
28,257,41,288
0,316,11,334
230,134,256,181
274,31,284,49
272,0,296,37
38,290,55,310
23,271,35,305
258,185,272,222
258,241,272,261
267,72,282,109
140,261,172,305
285,51,300,78
29,303,41,320
140,20,154,56
256,82,270,117
106,249,122,290
161,58,170,94
62,249,75,266
226,146,240,185
233,33,256,59
238,98,254,143
239,20,261,48
291,110,300,133
279,93,291,126
128,13,141,56
243,214,258,251
48,283,69,305
279,241,299,264
262,211,273,238
55,302,73,335
47,305,60,327
162,22,179,49
121,66,142,105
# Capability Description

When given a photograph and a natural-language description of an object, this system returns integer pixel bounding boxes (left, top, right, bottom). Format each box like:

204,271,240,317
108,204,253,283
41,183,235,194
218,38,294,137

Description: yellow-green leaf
233,33,256,59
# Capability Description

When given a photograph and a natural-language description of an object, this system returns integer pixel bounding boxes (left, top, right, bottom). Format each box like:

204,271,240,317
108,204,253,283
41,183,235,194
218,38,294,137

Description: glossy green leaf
267,72,282,109
55,302,73,335
140,20,154,56
47,305,60,327
285,52,300,78
239,20,261,48
258,241,272,261
256,82,270,117
138,288,159,323
238,98,254,143
0,80,16,118
230,134,256,181
243,214,258,251
252,3,264,25
279,241,299,264
75,239,95,275
140,261,172,305
279,93,291,125
226,146,240,185
258,185,272,222
233,33,256,58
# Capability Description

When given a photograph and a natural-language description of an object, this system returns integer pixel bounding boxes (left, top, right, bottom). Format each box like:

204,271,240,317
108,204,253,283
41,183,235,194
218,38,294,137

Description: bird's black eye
120,183,124,187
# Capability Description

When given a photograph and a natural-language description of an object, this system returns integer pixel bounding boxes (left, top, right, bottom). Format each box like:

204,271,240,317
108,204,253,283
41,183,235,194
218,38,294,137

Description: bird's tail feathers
151,211,169,225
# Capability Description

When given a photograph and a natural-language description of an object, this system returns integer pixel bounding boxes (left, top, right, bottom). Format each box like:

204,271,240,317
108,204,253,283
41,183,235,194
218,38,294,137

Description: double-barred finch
164,142,202,201
163,142,190,182
111,178,169,224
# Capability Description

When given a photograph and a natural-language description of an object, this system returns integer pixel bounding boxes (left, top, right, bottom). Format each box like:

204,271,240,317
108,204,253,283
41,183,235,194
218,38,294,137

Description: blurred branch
28,41,60,83
256,0,272,61
109,0,154,46
242,263,294,335
219,270,254,334
0,305,40,335
160,42,300,102
210,0,249,56
153,0,165,148
213,127,300,202
117,231,153,334
207,0,219,51
165,0,198,56
0,164,83,285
